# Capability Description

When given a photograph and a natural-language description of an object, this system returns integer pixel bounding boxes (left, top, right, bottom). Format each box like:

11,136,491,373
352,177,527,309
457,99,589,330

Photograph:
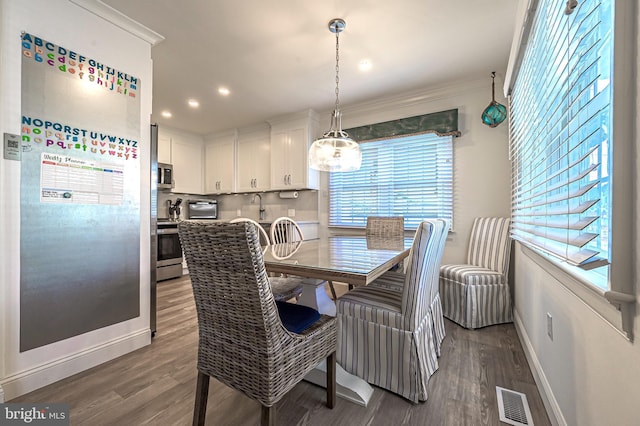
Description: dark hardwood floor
12,276,550,426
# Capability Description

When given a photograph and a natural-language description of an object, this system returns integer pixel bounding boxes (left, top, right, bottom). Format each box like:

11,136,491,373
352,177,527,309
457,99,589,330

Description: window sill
518,242,635,341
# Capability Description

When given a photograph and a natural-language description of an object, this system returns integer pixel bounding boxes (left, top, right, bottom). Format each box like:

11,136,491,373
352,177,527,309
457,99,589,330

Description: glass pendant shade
309,18,361,172
481,72,507,128
310,110,362,172
309,134,362,172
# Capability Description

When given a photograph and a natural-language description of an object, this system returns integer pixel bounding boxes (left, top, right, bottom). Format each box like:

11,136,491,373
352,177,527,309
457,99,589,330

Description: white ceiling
102,0,519,136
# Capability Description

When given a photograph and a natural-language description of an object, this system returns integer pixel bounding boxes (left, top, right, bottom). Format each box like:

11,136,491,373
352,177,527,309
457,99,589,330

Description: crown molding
69,0,164,45
266,108,319,127
336,77,489,128
344,77,487,116
204,128,238,141
237,121,271,136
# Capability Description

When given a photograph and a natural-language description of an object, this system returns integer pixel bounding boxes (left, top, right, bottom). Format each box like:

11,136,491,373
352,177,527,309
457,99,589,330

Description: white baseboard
513,310,566,426
0,329,150,401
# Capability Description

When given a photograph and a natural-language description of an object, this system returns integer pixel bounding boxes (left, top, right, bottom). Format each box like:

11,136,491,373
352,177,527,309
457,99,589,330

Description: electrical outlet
547,313,553,341
236,209,242,217
288,208,295,217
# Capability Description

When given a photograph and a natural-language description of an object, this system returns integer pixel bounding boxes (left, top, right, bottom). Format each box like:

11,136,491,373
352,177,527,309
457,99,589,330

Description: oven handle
158,228,179,235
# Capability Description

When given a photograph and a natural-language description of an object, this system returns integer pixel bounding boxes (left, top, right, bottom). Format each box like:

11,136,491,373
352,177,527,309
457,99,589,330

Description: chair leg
327,281,338,300
193,371,210,426
326,352,336,409
261,405,276,426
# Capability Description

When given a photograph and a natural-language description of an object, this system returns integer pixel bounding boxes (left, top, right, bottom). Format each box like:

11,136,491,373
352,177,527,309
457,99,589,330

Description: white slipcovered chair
440,217,512,329
336,219,449,403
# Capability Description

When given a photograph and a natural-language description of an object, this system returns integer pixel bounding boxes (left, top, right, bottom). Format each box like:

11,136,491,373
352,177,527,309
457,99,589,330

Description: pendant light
481,71,507,128
309,18,362,172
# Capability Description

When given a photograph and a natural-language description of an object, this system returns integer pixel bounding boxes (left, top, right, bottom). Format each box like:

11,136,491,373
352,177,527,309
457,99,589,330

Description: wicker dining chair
270,217,339,300
179,221,337,426
230,217,303,302
365,216,404,238
368,215,405,268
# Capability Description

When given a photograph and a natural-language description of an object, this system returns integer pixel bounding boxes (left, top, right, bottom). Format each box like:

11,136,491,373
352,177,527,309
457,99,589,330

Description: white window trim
505,0,636,340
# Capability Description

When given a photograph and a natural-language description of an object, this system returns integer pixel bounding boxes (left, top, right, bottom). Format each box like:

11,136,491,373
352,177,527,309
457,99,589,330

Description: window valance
346,108,461,142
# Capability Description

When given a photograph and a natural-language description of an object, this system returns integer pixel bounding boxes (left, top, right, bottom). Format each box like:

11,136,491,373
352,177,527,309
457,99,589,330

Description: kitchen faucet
251,193,265,221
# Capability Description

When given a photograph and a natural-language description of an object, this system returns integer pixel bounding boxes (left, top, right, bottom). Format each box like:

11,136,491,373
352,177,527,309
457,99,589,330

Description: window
509,0,614,289
329,133,453,229
509,0,636,342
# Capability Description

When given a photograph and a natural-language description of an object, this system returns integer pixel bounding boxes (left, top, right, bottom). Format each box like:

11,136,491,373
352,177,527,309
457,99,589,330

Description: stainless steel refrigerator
150,123,158,337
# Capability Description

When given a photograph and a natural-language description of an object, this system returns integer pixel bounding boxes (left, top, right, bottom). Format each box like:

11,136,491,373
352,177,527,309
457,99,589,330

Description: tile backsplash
157,189,319,222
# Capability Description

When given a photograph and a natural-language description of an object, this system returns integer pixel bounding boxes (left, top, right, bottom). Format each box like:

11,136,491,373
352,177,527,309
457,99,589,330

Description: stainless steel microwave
158,163,174,190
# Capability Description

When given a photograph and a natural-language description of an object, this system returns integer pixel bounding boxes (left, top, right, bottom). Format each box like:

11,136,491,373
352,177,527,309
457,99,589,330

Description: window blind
510,0,612,270
329,133,453,229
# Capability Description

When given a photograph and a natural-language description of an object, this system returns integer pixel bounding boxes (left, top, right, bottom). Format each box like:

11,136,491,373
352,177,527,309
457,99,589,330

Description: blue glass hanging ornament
481,72,507,128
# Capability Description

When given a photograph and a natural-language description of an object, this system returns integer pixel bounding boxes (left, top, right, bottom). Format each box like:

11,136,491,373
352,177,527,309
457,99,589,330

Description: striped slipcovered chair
440,217,512,329
336,219,448,403
368,218,450,356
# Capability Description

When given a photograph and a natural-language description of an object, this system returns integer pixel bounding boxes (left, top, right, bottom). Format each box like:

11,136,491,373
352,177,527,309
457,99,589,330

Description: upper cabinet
158,135,172,164
159,126,204,195
171,138,204,194
268,109,320,191
236,124,271,192
205,131,236,194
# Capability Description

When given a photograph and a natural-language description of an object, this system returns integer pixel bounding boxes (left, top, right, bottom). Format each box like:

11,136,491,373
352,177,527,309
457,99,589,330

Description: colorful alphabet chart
21,32,138,98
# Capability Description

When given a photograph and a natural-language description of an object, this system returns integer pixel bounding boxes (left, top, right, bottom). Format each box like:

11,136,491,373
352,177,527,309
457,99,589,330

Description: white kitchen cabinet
205,131,236,194
268,109,320,190
171,138,204,194
158,135,172,164
236,124,271,192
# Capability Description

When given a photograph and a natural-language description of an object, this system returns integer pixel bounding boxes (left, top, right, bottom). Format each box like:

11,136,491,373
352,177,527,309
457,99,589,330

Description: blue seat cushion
275,301,321,333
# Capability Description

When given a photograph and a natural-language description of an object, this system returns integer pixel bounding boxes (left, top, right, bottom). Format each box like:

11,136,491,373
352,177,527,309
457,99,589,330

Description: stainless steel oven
157,220,183,281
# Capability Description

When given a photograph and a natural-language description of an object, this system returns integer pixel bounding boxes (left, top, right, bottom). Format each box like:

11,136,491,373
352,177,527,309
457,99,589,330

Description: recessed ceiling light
218,86,230,96
161,110,172,118
358,60,372,72
188,99,199,108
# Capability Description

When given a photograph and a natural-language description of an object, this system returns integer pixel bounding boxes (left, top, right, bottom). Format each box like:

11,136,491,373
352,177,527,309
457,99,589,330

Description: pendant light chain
334,28,341,112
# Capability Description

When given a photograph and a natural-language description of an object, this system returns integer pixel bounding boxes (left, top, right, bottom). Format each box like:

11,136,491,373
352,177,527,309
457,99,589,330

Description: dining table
262,234,414,406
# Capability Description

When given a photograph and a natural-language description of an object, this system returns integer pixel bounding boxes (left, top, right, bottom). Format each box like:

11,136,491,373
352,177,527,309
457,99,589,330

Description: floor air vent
496,386,534,426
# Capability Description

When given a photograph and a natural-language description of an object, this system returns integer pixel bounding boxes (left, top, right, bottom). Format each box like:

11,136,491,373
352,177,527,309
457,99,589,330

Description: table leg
296,279,373,406
297,279,336,316
304,359,374,407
